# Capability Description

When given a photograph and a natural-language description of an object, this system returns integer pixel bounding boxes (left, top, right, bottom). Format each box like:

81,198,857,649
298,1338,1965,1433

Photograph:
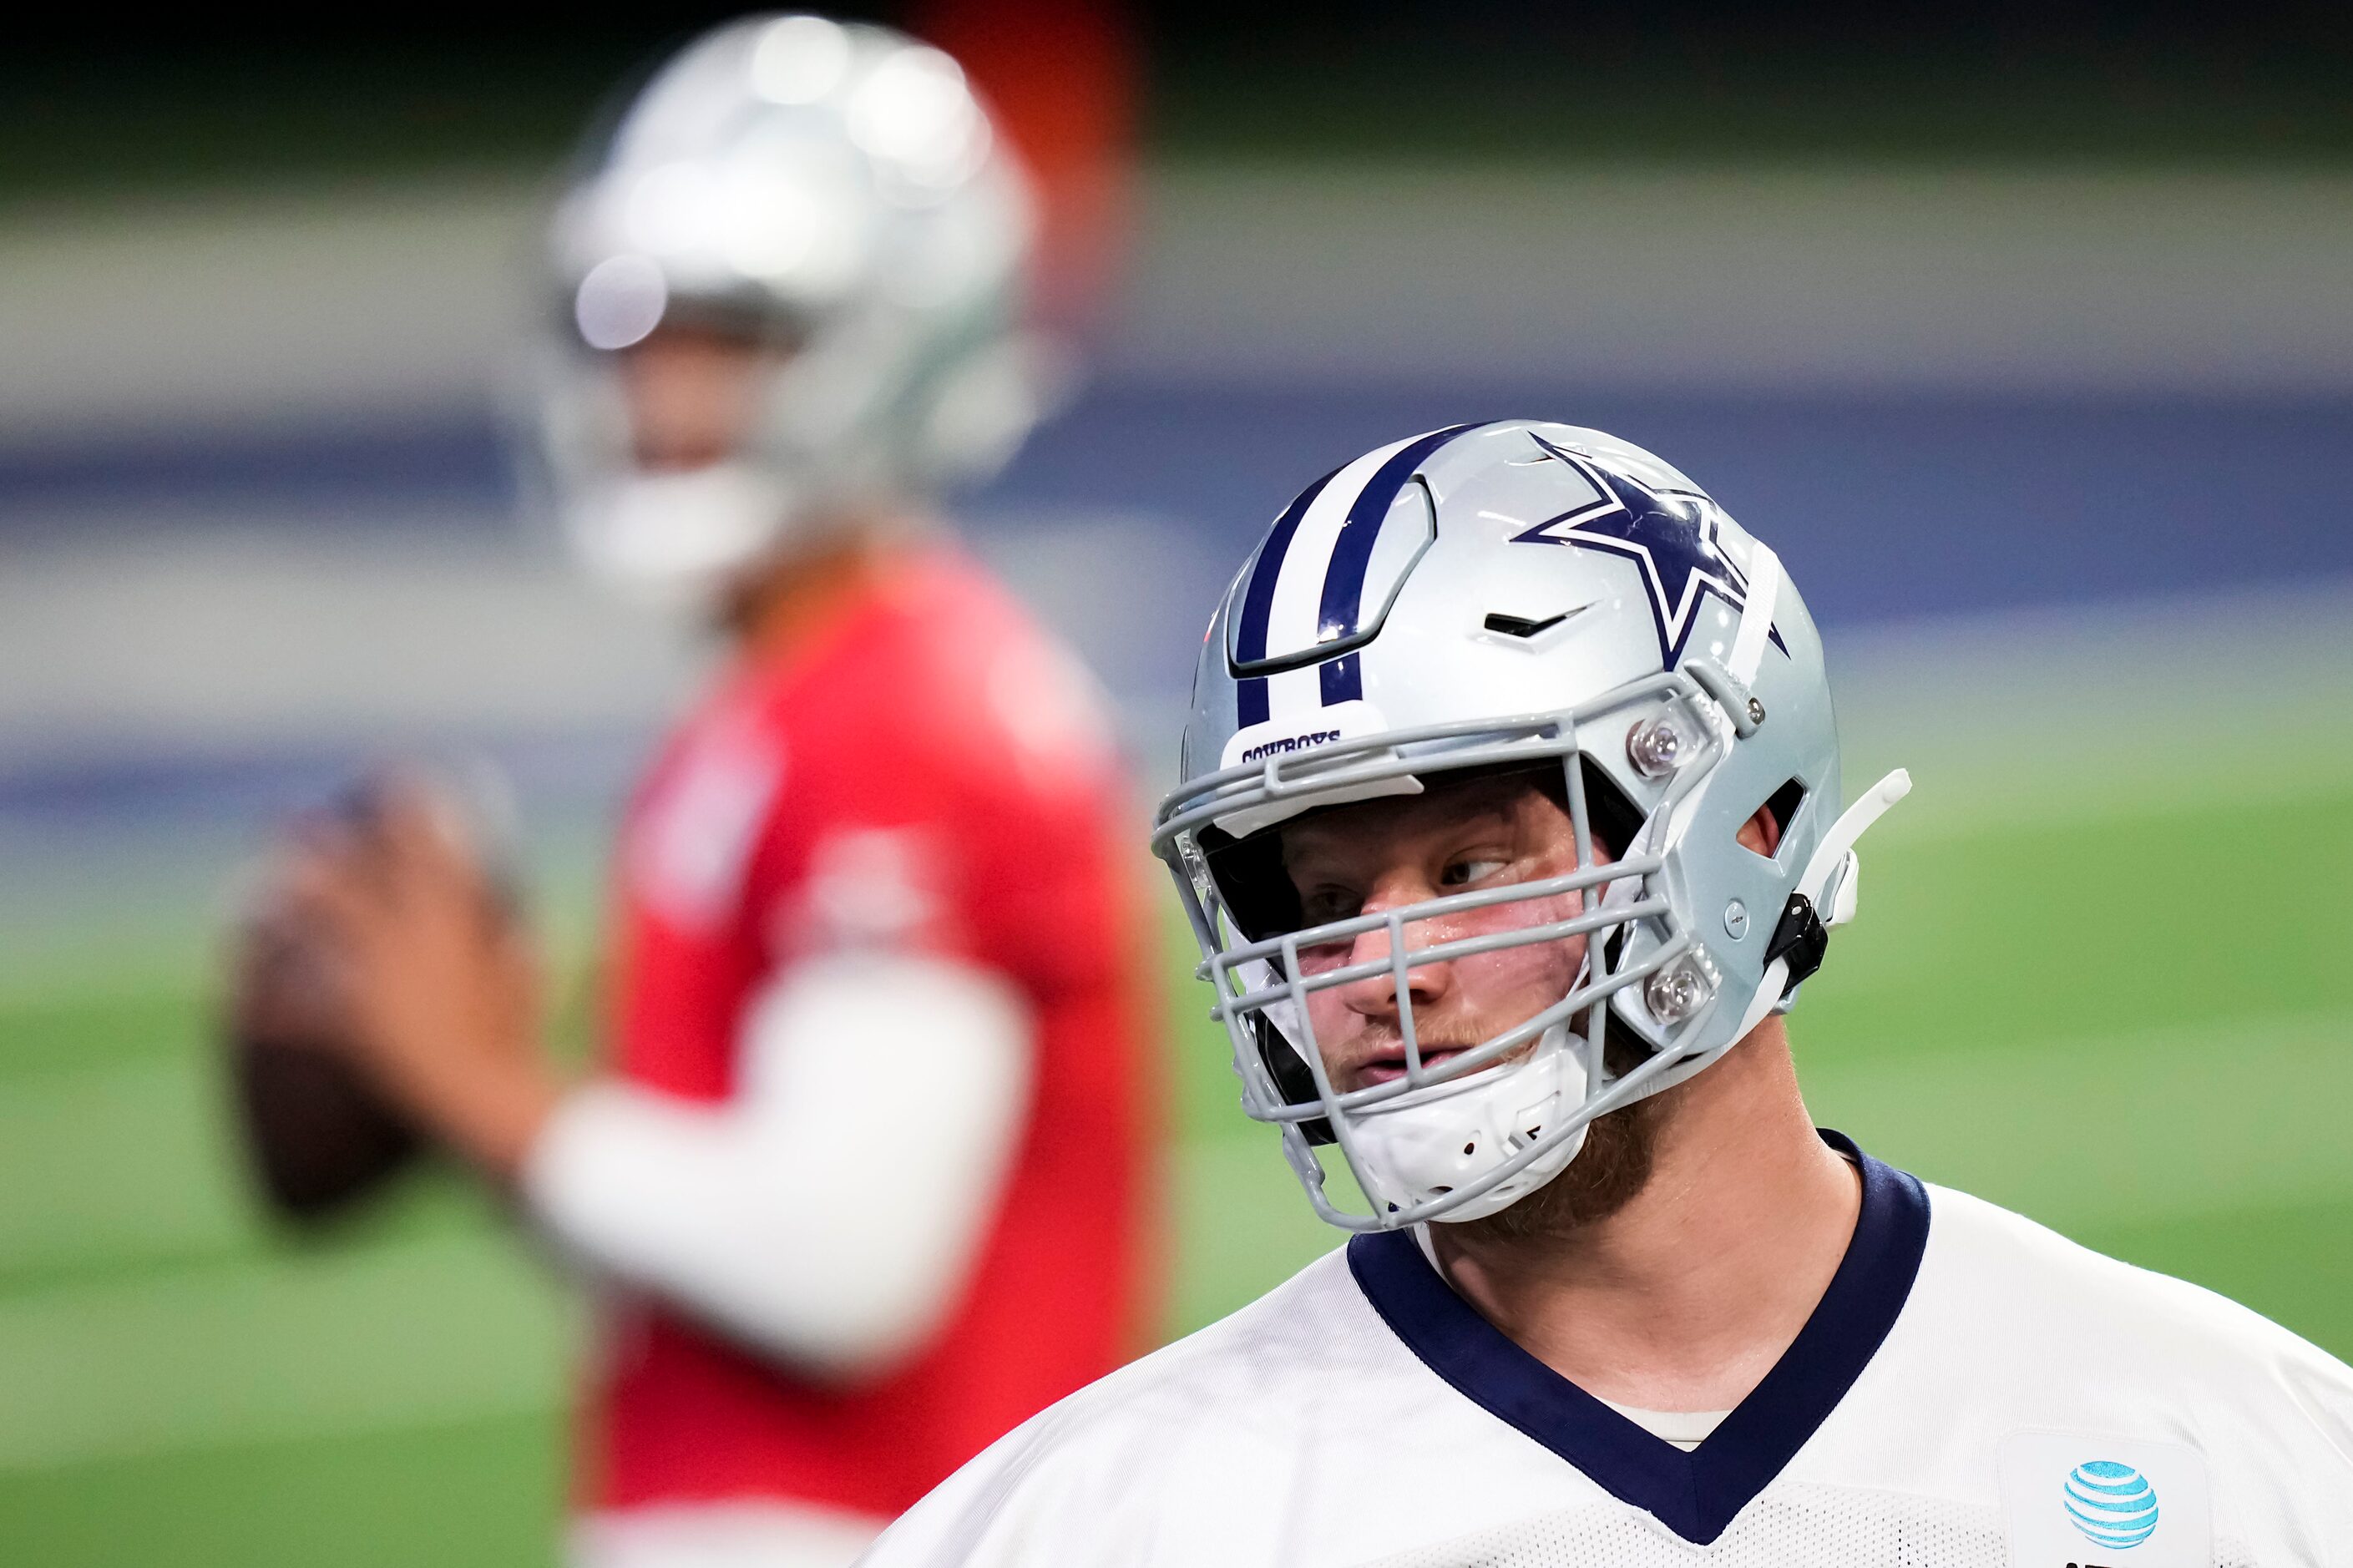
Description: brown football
221,766,518,1223
228,1029,423,1222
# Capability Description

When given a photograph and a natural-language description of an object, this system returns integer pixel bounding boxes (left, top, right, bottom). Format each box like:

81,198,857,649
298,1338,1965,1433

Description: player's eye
1440,856,1510,888
1298,885,1363,928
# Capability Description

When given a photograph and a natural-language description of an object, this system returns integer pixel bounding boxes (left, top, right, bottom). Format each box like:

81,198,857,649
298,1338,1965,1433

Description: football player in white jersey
859,421,2353,1566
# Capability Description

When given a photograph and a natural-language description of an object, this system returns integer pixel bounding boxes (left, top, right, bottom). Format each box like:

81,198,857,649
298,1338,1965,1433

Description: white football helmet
535,13,1043,594
1151,421,1910,1230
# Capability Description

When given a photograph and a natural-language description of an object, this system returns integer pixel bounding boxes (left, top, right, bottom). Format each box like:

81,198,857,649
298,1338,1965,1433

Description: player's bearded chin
1450,1018,1666,1242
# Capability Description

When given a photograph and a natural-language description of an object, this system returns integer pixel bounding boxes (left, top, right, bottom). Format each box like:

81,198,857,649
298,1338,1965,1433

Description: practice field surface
2,749,2349,1564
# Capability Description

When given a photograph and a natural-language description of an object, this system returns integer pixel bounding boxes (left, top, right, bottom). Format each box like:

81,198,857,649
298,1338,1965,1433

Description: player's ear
1737,803,1782,859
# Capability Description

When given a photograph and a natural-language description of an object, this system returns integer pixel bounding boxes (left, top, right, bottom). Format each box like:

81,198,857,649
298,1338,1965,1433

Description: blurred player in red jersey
267,13,1156,1567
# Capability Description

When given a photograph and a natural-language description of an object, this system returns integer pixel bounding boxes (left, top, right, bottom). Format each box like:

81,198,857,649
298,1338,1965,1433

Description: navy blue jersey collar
1345,1130,1929,1546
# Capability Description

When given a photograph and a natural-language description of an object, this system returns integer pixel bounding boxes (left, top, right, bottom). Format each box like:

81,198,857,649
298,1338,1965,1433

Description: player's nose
1332,878,1456,1020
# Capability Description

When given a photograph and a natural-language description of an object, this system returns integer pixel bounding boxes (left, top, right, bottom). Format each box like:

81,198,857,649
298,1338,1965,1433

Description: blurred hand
232,875,360,1053
277,774,562,1181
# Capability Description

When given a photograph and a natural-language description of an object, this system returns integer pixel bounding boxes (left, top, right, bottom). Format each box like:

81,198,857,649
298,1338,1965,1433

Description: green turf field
1,751,2348,1565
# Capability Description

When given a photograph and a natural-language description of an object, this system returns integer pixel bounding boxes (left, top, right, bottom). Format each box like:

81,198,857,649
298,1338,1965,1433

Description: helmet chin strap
1732,767,1912,1044
1351,1019,1591,1225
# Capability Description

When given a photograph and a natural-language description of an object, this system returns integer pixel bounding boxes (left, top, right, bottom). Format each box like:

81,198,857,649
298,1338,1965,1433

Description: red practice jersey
584,547,1157,1520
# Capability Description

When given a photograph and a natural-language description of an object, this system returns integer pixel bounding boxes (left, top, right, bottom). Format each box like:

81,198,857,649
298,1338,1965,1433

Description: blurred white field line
3,519,2347,813
0,1006,2340,1473
1829,579,2353,840
0,531,703,761
7,165,2353,438
0,1233,572,1472
0,506,1206,787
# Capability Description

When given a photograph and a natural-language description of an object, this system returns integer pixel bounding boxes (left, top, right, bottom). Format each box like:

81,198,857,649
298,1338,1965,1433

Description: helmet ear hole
1252,1016,1335,1146
1751,777,1808,861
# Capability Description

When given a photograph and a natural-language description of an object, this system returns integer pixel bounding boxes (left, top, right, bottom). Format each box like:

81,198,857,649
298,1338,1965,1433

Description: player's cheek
1298,991,1355,1060
1454,926,1587,1025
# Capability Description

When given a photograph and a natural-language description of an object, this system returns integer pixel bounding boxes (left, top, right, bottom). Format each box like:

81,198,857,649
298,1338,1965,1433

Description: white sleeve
521,949,1034,1382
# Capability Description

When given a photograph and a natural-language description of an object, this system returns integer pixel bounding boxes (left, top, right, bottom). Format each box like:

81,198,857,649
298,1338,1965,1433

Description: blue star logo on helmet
2064,1459,2160,1550
1509,432,1777,669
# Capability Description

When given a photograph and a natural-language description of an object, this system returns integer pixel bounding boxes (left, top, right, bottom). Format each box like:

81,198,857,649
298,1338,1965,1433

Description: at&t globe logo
2063,1459,2159,1550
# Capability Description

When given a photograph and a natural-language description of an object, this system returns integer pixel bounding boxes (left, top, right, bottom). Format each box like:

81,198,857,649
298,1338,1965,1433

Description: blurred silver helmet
1151,421,1909,1230
538,13,1043,594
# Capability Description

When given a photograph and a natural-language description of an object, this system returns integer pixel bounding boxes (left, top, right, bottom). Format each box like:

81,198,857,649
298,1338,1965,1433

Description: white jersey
860,1136,2353,1567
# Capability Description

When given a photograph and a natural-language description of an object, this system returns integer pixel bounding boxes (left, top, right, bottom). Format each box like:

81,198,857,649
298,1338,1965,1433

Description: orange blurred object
914,0,1138,335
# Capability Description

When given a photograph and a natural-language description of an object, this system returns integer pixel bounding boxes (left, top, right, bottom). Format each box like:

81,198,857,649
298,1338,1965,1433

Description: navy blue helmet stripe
1237,674,1270,727
1318,650,1362,707
1314,423,1478,651
1231,428,1477,731
1232,466,1339,667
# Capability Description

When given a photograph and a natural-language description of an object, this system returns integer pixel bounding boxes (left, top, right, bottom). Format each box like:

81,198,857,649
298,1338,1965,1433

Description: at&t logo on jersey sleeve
2001,1432,2212,1566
